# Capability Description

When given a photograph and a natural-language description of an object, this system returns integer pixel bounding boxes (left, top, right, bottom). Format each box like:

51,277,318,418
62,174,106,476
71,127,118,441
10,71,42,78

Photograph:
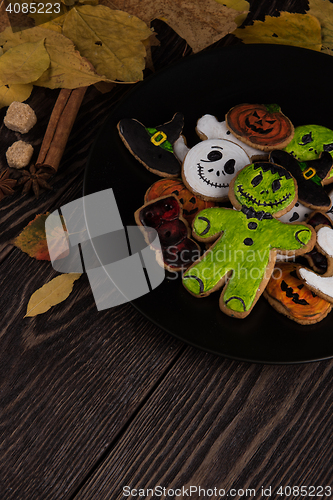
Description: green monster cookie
284,124,333,179
182,162,315,318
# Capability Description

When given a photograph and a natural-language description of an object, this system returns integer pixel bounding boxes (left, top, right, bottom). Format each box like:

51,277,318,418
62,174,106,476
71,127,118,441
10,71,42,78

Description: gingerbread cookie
181,138,251,202
118,113,184,177
298,226,333,302
284,124,333,165
325,187,333,222
195,114,267,160
225,103,294,152
144,178,215,225
304,212,333,274
269,149,333,211
277,200,311,224
135,195,200,272
182,161,315,319
264,262,332,325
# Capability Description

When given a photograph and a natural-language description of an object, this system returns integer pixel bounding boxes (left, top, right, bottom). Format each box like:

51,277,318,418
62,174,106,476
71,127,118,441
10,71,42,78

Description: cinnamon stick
36,86,87,174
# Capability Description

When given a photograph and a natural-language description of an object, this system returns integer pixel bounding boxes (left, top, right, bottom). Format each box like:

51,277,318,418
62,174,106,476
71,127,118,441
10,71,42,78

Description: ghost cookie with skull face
298,226,333,303
195,114,268,161
182,161,315,319
225,103,294,152
181,138,251,202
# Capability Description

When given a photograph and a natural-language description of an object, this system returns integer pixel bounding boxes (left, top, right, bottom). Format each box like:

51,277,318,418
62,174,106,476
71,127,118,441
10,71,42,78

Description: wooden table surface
2,1,333,499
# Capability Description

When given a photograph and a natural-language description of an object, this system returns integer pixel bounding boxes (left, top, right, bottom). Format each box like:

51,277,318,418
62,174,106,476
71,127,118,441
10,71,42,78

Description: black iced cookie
269,150,333,211
117,113,184,178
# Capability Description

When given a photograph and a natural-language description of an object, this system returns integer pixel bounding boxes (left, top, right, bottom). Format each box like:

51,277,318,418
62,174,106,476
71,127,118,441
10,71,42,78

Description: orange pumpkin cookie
264,262,332,324
225,103,294,152
145,178,216,225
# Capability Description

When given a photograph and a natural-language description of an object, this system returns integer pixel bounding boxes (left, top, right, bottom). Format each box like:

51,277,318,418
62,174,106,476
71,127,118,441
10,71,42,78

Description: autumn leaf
13,213,69,261
25,0,68,26
308,0,333,55
0,27,107,88
215,0,249,9
214,0,249,25
233,12,322,51
38,14,68,33
0,82,33,109
108,0,247,53
25,273,82,317
0,39,50,85
62,5,152,82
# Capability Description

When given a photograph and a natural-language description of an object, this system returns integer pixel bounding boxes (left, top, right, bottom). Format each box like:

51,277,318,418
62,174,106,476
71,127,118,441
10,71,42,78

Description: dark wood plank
75,351,333,499
0,246,184,500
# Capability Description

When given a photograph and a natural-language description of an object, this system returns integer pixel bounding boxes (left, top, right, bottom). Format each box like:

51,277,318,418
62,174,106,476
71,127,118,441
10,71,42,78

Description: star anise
0,169,17,202
18,164,53,199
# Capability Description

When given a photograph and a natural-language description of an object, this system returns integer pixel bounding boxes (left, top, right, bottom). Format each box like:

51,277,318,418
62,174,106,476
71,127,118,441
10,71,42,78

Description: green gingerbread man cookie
182,162,315,318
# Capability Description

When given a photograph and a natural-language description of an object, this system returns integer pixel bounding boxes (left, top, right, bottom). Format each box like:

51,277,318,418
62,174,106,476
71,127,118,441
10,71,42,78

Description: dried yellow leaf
62,5,152,82
233,12,322,51
214,0,249,13
24,0,68,26
0,39,50,85
39,14,68,33
308,0,333,54
0,27,107,89
109,0,246,53
25,273,82,317
0,82,33,109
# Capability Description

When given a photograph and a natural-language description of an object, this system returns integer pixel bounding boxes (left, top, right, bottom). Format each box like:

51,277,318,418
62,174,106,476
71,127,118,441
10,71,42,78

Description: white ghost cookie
298,226,333,301
181,138,251,201
278,200,311,224
196,114,268,161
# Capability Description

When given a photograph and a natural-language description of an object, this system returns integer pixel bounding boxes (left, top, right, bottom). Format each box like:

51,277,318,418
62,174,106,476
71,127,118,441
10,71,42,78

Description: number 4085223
5,3,61,14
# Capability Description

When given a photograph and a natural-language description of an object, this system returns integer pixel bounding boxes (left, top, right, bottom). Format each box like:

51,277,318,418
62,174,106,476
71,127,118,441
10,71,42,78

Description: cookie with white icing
304,212,333,274
196,114,268,161
277,200,311,224
275,199,311,263
298,226,333,302
181,138,251,202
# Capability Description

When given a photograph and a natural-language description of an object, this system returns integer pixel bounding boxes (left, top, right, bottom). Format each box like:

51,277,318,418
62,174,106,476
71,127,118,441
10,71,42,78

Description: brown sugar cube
6,141,34,169
4,102,37,134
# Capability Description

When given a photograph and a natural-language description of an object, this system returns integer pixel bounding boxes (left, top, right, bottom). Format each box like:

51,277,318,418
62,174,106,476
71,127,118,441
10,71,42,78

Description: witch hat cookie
117,112,184,178
269,150,333,211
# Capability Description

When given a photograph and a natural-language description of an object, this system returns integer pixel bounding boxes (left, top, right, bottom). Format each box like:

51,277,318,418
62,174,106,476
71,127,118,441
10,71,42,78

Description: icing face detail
226,103,294,148
182,139,250,201
284,124,333,163
265,263,331,324
278,201,310,223
144,178,215,224
234,162,295,215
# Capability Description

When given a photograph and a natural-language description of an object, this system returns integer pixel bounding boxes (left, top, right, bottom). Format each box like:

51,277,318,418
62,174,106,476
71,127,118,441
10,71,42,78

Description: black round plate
84,44,333,364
